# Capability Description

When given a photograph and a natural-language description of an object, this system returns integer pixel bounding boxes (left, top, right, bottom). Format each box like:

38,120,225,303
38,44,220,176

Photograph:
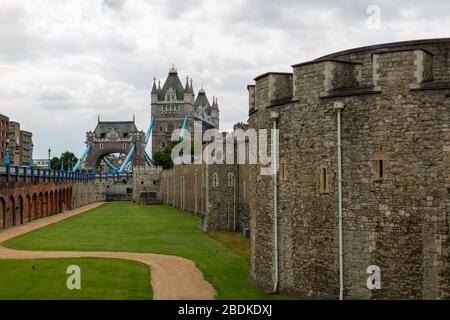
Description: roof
194,90,211,107
314,37,450,61
158,70,186,100
151,79,158,94
94,121,138,138
253,72,292,81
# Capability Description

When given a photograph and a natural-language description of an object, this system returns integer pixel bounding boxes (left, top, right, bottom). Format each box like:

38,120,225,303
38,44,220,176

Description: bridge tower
84,118,146,172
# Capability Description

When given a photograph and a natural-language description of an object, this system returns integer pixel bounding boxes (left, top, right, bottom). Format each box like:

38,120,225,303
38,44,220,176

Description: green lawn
0,257,152,300
3,202,286,300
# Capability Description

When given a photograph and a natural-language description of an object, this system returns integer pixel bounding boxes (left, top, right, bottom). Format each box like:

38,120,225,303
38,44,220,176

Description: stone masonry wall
159,159,250,232
249,39,450,299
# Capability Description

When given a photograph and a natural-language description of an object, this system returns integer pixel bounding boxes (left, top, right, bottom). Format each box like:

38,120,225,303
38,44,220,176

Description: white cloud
0,0,449,158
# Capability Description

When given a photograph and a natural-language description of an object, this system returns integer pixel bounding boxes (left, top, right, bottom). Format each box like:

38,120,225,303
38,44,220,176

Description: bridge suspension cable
119,114,156,173
73,143,93,172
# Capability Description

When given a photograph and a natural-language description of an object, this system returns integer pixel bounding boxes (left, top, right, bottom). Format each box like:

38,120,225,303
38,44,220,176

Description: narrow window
320,165,329,193
280,160,288,181
374,153,388,181
228,172,234,187
378,160,384,179
212,173,219,187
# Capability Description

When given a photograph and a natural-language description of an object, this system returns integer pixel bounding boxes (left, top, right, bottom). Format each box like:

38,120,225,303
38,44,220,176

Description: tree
152,139,198,169
50,151,78,171
152,140,179,169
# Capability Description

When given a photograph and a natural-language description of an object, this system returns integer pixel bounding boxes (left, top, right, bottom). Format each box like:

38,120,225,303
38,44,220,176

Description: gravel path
0,203,216,300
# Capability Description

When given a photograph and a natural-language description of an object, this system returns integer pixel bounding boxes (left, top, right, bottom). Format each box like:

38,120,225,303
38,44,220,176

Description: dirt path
0,203,216,300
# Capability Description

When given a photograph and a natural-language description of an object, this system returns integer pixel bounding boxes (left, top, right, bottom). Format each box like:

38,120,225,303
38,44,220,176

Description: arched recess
64,188,69,210
38,193,44,218
54,190,59,214
44,192,49,216
31,193,38,221
18,195,24,225
59,189,65,212
49,191,54,215
0,197,6,229
8,196,15,227
69,187,73,210
25,194,31,223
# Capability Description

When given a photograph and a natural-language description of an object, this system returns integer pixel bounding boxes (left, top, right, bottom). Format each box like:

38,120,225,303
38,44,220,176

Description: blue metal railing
0,164,95,183
0,164,131,183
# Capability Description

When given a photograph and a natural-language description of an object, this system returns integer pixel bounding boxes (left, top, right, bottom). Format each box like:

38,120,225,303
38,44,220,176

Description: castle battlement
249,38,450,112
246,38,450,299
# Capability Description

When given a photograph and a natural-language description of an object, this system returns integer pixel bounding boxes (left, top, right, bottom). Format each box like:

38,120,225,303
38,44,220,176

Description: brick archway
53,190,57,214
49,191,54,215
8,196,15,227
44,192,49,216
31,193,38,221
25,195,31,223
0,197,5,229
38,193,44,218
18,195,24,224
69,187,73,209
59,189,64,212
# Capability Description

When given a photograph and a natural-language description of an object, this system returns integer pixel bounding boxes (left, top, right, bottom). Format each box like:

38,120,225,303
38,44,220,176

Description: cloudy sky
1,0,450,158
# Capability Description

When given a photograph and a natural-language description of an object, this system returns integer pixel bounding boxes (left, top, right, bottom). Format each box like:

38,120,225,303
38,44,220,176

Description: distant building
8,121,21,165
151,65,220,155
19,130,33,166
1,117,34,166
33,159,49,170
0,114,9,163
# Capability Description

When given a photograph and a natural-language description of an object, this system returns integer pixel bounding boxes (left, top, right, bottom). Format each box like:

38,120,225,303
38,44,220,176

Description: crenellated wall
248,38,450,299
159,132,251,232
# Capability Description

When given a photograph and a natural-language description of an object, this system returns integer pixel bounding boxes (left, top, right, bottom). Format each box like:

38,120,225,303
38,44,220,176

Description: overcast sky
1,0,450,158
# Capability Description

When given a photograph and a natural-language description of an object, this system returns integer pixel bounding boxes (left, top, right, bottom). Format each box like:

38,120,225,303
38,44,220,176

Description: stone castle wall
159,160,250,232
248,39,450,299
132,166,163,204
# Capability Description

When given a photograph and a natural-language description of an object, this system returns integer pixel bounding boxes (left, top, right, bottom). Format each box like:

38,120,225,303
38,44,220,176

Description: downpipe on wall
270,111,279,293
334,102,345,300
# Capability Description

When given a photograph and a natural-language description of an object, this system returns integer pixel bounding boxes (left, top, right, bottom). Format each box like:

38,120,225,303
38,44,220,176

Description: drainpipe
233,173,236,231
334,101,345,300
270,111,279,293
195,173,198,214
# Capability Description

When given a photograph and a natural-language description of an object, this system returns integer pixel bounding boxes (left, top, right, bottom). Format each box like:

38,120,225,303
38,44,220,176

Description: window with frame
280,160,288,181
227,172,234,187
373,153,388,181
212,172,219,187
319,165,329,193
